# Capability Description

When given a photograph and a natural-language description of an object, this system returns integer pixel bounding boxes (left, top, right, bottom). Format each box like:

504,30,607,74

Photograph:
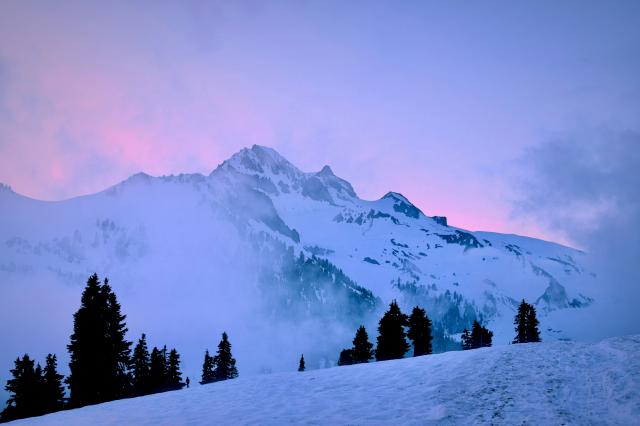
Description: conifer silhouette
298,354,305,372
470,320,493,348
212,332,238,381
337,349,354,366
407,306,433,356
513,300,541,343
167,349,185,390
375,300,409,361
525,303,541,343
200,350,215,384
513,299,529,344
67,274,131,407
149,346,168,392
102,278,132,400
1,355,43,421
42,354,65,413
132,334,151,395
352,326,374,363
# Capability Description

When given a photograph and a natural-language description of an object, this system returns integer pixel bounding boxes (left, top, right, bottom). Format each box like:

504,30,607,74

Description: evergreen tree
298,354,305,372
1,355,42,422
67,274,132,407
212,332,238,381
461,328,472,350
513,300,542,344
131,334,151,395
42,354,65,414
149,346,168,392
470,321,493,348
337,349,354,366
525,303,541,343
67,273,105,407
513,299,529,344
33,363,44,412
375,300,409,361
167,349,185,390
200,350,215,385
101,279,132,400
407,306,433,356
351,326,374,363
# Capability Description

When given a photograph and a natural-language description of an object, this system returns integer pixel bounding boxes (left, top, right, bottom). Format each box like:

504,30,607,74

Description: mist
0,176,371,404
512,128,640,340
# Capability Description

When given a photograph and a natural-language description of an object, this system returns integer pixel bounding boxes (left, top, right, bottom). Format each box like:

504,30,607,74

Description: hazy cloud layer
513,128,640,338
1,1,639,241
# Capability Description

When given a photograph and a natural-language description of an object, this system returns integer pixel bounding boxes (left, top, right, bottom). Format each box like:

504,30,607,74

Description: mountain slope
0,145,598,399
9,335,640,425
208,145,596,341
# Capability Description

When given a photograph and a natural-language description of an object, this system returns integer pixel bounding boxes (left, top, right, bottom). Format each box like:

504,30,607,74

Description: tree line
320,298,540,370
332,301,434,366
2,274,542,422
1,274,238,423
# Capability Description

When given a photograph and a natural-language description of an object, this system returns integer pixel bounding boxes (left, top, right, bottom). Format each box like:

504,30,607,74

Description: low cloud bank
513,128,640,339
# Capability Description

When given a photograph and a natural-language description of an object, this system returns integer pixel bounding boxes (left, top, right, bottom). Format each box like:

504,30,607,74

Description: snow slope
9,335,640,425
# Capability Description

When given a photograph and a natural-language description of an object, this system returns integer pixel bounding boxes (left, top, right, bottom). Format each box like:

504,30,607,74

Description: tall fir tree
131,334,151,395
375,300,409,361
513,300,542,344
525,304,541,343
1,355,42,422
298,354,305,372
212,332,238,381
167,349,185,390
200,350,215,384
67,273,107,407
149,346,168,392
42,354,65,414
351,326,374,363
513,299,529,344
67,274,132,407
470,320,493,348
407,307,433,356
101,279,132,400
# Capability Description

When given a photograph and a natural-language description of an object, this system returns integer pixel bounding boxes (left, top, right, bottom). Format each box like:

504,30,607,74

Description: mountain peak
380,192,423,219
316,165,335,177
249,144,287,163
0,182,13,193
216,145,302,179
381,191,411,204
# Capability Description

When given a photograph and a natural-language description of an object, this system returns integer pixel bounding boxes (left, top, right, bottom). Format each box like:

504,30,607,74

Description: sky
0,0,639,245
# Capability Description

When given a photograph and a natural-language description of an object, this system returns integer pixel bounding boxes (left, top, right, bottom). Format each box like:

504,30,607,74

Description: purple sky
1,1,638,244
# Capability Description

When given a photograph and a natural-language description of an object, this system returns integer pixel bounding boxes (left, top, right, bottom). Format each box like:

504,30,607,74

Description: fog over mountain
0,145,603,402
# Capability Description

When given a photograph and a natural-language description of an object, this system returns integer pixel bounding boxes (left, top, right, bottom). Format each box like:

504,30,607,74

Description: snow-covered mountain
9,335,640,425
0,145,598,394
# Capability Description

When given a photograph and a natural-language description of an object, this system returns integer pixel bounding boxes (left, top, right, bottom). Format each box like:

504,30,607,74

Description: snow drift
8,335,640,425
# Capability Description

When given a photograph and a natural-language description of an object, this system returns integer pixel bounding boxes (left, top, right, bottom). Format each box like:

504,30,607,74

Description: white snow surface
10,335,640,426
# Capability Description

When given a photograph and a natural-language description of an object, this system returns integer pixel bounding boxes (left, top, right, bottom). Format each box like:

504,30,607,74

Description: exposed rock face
432,216,448,227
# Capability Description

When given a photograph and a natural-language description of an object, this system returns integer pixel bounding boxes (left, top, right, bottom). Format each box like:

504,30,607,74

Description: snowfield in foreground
11,335,640,426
